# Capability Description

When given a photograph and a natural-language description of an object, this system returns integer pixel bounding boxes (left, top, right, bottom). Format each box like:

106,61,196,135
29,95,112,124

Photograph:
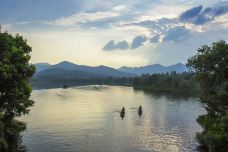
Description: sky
0,0,228,68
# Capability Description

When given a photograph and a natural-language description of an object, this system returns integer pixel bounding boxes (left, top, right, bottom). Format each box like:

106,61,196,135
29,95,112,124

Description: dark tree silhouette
0,31,35,151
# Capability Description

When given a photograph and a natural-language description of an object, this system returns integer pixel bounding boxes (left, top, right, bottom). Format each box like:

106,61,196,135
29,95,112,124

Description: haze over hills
34,61,189,78
118,63,189,75
34,61,134,78
35,63,51,72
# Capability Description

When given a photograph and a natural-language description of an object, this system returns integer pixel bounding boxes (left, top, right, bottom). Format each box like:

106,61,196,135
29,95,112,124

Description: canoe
62,85,68,89
138,108,142,115
120,111,125,117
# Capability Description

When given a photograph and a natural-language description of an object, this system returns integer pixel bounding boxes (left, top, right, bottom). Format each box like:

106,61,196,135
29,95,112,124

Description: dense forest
133,72,200,94
31,72,200,94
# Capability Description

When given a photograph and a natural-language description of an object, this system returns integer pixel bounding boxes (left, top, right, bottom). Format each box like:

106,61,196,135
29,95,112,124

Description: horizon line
32,60,187,69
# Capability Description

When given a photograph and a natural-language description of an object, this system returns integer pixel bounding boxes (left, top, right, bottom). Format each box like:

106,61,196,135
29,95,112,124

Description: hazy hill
34,62,189,78
35,68,103,78
34,63,51,72
118,63,189,75
34,61,134,78
166,63,189,73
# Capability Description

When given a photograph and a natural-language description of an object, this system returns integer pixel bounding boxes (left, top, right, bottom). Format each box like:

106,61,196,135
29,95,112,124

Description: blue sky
0,0,228,67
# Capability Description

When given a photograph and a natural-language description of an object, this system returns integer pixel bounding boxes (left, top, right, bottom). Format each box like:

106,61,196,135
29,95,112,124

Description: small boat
62,85,68,89
138,106,143,116
138,109,142,115
120,110,125,118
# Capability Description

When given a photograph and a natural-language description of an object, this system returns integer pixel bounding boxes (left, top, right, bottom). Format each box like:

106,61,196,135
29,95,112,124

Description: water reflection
135,89,200,101
21,85,205,152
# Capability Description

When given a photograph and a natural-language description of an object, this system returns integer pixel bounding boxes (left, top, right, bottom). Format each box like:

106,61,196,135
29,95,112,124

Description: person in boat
138,105,142,115
121,107,125,114
120,107,125,118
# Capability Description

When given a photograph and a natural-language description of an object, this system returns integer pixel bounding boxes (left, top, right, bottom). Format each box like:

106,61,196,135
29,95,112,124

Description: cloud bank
131,35,147,49
101,2,228,50
1,0,228,67
179,5,228,25
103,40,129,51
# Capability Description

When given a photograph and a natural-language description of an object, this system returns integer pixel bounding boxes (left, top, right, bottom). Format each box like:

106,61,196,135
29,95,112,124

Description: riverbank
133,72,200,97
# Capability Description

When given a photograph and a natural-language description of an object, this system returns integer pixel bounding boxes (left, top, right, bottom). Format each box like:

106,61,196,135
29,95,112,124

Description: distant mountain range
34,61,134,78
34,61,189,78
118,63,189,75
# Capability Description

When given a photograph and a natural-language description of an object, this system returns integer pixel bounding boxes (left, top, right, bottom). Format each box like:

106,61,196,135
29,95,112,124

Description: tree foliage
187,40,228,152
0,32,35,151
133,72,199,94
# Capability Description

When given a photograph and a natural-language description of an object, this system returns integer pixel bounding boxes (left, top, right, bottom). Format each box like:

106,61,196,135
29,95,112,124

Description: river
21,85,205,152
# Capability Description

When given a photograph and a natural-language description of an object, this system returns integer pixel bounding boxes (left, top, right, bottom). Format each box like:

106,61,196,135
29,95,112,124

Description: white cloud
16,21,31,25
211,13,228,29
42,11,120,27
1,24,13,32
113,5,126,11
41,4,131,27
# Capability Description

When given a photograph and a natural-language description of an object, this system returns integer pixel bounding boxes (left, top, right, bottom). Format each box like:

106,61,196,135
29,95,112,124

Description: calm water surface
21,85,205,152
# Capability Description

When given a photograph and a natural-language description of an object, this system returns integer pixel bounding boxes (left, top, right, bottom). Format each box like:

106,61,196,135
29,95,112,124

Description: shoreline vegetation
31,71,198,89
133,72,200,95
31,72,200,97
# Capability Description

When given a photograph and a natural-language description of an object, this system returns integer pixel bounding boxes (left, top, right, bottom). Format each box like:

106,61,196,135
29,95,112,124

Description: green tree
187,40,228,152
0,32,35,151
